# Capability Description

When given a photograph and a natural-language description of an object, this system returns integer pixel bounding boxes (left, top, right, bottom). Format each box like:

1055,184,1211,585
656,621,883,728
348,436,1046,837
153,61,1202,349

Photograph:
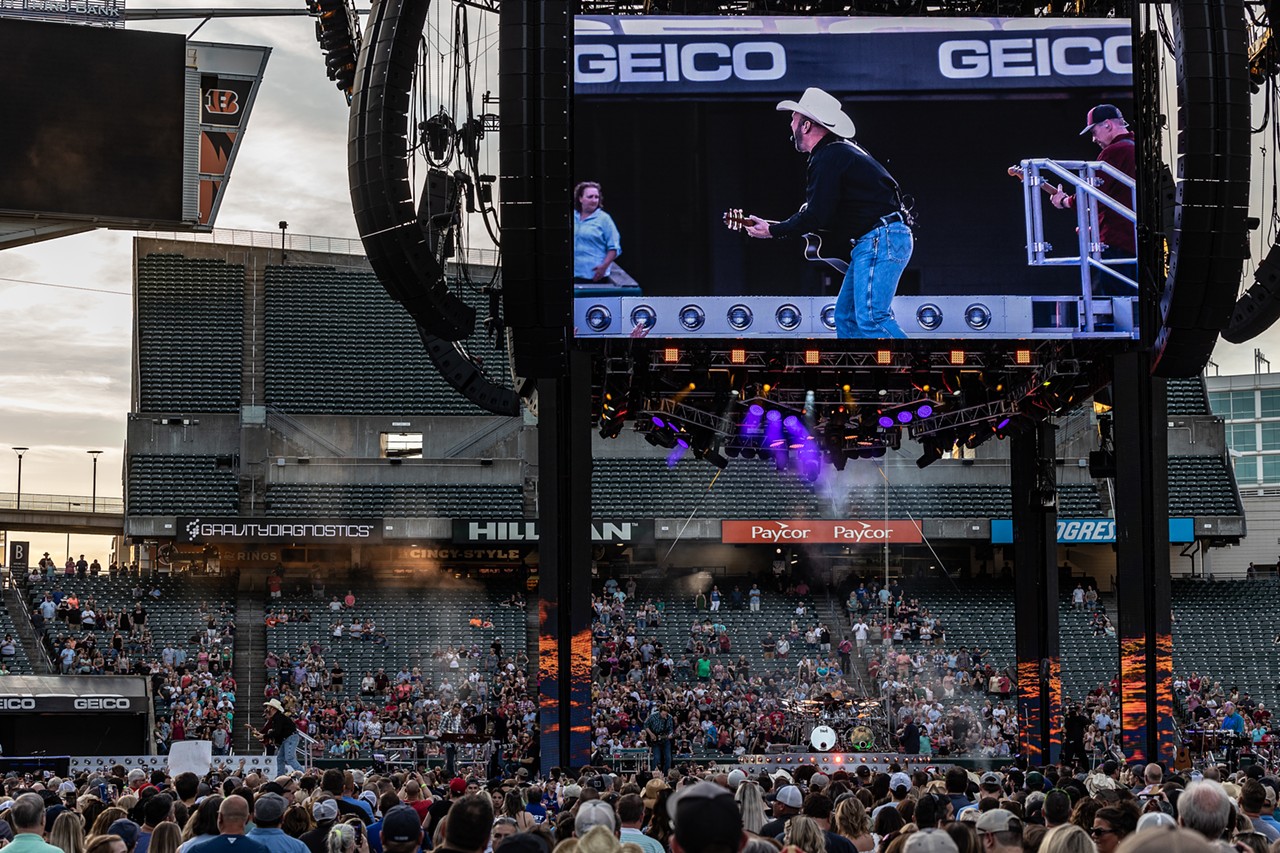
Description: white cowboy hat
776,88,855,139
263,698,285,712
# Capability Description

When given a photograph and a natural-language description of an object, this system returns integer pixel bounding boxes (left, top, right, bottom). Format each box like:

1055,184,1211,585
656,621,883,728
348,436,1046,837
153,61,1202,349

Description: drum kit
789,692,885,753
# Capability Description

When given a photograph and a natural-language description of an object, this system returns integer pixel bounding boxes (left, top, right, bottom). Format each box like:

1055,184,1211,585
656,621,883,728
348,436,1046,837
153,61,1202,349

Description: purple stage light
740,403,765,437
916,403,933,418
996,417,1011,430
783,415,800,430
766,409,782,422
878,415,894,429
897,410,913,424
651,416,665,428
749,404,764,417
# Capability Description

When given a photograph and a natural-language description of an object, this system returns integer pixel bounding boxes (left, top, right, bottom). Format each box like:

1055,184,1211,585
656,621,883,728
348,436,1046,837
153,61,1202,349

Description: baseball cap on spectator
574,800,617,836
810,773,830,791
254,793,288,824
381,806,423,844
359,791,378,812
904,828,959,853
351,771,366,787
854,766,871,779
563,783,584,801
312,799,339,822
56,782,76,796
669,782,742,852
726,770,746,791
261,782,286,797
1025,772,1046,791
449,778,468,796
974,809,1020,833
979,772,1001,788
109,818,140,852
642,779,669,810
770,769,793,784
775,786,803,809
890,773,912,795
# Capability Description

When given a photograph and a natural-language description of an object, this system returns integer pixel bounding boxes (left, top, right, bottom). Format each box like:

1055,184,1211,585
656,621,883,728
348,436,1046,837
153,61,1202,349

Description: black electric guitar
723,209,849,275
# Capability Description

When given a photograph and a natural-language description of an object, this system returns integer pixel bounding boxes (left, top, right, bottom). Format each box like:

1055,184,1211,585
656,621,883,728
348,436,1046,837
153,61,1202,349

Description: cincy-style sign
177,517,380,544
721,519,923,544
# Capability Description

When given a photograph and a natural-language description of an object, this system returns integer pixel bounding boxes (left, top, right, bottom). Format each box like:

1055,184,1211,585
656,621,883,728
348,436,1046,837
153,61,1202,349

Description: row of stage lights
653,346,1035,368
583,302,998,335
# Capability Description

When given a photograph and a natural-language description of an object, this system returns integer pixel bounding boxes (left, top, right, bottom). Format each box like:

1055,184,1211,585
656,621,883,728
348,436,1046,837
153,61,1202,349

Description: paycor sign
721,520,923,545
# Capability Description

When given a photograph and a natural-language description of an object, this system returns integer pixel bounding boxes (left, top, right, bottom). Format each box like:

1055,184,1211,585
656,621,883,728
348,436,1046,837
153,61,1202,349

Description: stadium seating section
591,459,1105,519
136,254,243,413
24,574,237,720
263,483,523,518
127,456,239,516
1168,456,1242,516
1166,377,1210,416
265,580,526,699
262,266,509,416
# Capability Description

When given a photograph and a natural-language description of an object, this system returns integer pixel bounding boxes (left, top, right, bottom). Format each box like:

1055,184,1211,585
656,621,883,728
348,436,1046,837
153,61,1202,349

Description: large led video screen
572,16,1136,340
0,18,186,224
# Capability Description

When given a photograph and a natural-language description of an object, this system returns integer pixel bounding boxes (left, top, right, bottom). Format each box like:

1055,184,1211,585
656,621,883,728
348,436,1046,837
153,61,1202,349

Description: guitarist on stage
642,704,675,771
742,87,913,340
255,698,304,776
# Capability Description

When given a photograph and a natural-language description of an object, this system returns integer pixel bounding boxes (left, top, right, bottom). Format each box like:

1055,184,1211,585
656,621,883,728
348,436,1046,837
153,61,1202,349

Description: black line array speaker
349,0,517,416
1152,0,1250,377
1223,239,1280,344
349,0,474,342
500,0,571,380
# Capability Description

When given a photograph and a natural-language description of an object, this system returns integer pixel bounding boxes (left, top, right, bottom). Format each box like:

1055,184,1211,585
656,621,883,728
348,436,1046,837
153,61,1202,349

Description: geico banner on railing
721,519,923,545
575,17,1130,97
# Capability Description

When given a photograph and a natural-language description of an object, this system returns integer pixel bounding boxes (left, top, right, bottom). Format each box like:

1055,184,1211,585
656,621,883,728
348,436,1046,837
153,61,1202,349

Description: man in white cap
974,809,1022,852
257,699,303,776
743,87,913,340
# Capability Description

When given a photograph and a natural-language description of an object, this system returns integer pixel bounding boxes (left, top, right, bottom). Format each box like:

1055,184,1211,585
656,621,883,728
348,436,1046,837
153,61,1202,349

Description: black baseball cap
1080,104,1126,135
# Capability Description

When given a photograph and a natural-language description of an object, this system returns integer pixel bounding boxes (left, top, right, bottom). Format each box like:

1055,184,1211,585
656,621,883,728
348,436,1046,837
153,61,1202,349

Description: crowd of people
23,564,240,756
0,752,1277,853
591,577,860,766
262,605,539,775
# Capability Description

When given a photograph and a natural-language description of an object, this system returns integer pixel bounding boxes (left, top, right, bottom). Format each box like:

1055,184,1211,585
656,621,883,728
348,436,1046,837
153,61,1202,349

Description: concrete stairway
234,590,266,753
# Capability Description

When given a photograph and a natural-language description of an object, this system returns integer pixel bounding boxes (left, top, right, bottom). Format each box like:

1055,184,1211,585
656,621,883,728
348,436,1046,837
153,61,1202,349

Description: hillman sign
453,519,652,544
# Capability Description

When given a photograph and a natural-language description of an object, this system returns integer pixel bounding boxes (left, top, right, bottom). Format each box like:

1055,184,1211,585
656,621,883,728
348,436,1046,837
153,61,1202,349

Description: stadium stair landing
235,590,265,754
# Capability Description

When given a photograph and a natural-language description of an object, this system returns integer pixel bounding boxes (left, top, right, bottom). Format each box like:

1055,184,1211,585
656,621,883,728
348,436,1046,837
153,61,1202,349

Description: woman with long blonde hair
832,797,874,852
783,816,827,853
50,811,86,853
1040,824,1095,853
147,822,182,853
90,809,128,838
735,782,768,835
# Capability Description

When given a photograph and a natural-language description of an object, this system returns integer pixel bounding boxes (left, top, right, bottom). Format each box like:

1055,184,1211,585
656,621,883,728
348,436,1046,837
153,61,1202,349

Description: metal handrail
0,493,123,513
1020,157,1138,333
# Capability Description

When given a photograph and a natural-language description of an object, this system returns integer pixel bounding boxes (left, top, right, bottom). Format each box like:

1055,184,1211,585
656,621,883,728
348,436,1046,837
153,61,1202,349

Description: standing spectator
668,782,745,853
11,793,74,853
300,801,339,853
195,798,267,853
749,584,762,613
248,794,309,853
136,794,175,853
710,586,721,612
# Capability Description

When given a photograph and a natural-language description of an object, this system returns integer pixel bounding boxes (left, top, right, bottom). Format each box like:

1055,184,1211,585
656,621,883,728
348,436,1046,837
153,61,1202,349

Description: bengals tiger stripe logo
205,89,240,115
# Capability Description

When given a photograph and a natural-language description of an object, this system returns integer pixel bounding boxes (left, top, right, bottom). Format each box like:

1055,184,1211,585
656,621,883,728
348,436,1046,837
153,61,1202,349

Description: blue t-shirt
573,209,621,279
188,835,269,853
526,803,548,825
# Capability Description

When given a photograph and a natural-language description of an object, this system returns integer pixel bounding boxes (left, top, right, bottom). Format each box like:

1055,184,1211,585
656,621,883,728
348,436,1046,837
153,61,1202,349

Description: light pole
87,450,103,512
12,448,28,510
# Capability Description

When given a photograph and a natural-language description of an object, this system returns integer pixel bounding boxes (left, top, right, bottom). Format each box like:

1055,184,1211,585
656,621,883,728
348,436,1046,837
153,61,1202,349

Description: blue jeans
276,732,303,775
651,739,672,771
835,221,913,338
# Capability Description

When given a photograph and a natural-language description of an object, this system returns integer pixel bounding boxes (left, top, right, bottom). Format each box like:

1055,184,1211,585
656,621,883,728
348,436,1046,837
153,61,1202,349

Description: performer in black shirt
744,87,913,339
253,698,304,776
